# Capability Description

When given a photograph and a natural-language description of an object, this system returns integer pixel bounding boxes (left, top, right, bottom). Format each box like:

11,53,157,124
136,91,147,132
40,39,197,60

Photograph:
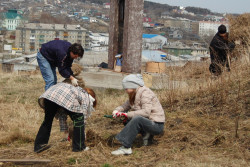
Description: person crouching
34,83,97,153
111,74,165,155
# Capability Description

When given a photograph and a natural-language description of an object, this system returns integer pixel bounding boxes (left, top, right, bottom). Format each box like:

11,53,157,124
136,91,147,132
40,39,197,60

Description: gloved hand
115,111,122,118
112,110,119,118
120,113,128,123
71,77,78,86
114,112,127,118
121,113,127,118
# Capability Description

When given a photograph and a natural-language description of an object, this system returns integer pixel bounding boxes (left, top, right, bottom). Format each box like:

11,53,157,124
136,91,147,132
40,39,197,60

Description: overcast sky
147,0,250,14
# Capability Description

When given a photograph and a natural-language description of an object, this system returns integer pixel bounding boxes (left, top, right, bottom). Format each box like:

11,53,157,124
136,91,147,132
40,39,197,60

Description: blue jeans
37,52,57,90
116,116,164,148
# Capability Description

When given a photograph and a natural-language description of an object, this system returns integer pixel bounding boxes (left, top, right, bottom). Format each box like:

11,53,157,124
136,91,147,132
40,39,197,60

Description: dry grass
0,59,249,167
0,15,250,167
228,13,250,63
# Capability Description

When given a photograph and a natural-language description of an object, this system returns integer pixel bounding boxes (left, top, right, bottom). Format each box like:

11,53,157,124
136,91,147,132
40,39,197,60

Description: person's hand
114,111,122,118
121,113,127,118
120,113,128,123
71,77,78,86
112,110,119,118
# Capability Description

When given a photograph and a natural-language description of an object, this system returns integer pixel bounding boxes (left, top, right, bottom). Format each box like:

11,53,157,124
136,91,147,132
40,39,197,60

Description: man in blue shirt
37,40,84,90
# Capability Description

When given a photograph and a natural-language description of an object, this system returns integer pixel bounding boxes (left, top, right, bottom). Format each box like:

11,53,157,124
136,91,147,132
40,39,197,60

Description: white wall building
89,33,109,51
90,17,98,23
103,3,111,9
142,34,167,50
199,21,229,37
1,9,26,31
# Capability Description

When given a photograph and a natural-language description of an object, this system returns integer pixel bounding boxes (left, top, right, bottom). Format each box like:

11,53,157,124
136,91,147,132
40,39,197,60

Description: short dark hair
218,24,227,34
69,43,84,58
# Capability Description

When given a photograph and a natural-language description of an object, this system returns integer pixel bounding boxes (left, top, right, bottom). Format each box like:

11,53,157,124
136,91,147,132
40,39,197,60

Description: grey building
15,23,89,54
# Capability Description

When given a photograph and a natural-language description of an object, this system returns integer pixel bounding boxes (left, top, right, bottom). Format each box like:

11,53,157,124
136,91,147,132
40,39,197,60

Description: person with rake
111,74,165,155
34,83,96,153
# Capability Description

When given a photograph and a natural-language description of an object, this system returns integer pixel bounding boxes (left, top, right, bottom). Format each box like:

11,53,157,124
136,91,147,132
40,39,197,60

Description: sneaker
34,144,51,153
111,146,132,155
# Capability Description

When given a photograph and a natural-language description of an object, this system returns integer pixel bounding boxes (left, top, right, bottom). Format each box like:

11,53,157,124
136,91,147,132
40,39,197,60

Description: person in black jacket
209,25,235,75
37,40,84,90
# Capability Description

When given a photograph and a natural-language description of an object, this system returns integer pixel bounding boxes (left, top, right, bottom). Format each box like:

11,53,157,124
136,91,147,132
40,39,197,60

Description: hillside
0,15,249,166
81,0,216,16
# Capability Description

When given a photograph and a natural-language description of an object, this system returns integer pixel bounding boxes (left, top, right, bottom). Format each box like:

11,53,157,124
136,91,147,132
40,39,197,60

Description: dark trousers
116,116,164,148
34,99,86,152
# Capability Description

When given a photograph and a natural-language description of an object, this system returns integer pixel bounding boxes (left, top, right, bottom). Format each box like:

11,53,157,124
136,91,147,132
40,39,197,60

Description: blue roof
142,34,158,39
81,16,89,20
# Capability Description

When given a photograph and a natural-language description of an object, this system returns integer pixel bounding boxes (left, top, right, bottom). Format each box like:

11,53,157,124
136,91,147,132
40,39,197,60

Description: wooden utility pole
108,0,144,73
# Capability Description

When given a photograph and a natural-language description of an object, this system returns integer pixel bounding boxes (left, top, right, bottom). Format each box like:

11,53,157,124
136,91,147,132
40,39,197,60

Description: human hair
85,87,97,108
128,89,137,105
68,43,84,58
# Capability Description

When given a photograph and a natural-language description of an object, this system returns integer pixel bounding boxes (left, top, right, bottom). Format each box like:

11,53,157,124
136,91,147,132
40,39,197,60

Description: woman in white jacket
111,74,165,155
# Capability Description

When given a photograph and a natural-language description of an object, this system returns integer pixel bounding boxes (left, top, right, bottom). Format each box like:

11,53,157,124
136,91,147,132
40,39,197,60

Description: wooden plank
0,159,51,164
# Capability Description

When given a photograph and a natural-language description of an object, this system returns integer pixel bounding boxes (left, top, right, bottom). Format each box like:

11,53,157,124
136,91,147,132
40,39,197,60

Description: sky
148,0,250,14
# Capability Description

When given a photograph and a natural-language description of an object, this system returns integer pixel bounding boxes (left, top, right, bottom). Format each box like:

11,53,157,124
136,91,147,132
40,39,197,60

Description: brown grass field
0,14,249,167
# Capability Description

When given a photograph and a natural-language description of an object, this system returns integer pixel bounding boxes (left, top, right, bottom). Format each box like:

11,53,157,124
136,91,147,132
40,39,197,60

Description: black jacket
209,33,235,64
40,40,73,78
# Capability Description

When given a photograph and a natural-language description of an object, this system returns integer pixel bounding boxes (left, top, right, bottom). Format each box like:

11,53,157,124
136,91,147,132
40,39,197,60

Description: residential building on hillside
163,42,209,57
164,17,192,32
142,34,167,50
169,30,183,39
90,17,97,23
199,21,229,37
160,28,184,39
15,23,89,54
103,3,110,9
191,47,209,57
164,45,192,57
89,33,109,45
1,9,27,31
161,11,171,19
89,33,109,51
190,21,199,35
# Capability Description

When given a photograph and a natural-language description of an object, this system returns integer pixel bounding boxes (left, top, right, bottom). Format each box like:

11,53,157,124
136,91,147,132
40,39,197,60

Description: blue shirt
40,40,73,78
